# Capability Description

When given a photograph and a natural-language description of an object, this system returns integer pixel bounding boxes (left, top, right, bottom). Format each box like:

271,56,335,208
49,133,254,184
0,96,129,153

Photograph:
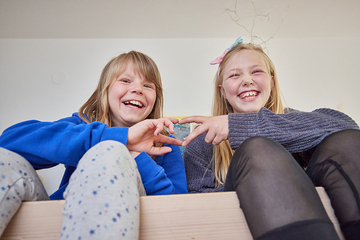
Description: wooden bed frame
1,187,344,240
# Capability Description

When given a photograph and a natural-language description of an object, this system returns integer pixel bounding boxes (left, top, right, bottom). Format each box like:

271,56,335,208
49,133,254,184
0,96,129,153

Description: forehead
119,61,144,78
226,49,267,69
122,60,159,84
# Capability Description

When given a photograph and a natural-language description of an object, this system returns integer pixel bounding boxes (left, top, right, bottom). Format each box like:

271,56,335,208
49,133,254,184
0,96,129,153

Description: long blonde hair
212,43,284,186
78,51,164,126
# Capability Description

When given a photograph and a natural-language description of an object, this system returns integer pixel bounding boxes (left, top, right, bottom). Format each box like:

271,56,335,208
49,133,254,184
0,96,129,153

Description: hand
179,115,228,146
127,118,182,156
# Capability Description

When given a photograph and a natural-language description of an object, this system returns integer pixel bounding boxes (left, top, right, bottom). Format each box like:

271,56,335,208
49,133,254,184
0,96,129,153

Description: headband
210,36,244,65
210,36,244,79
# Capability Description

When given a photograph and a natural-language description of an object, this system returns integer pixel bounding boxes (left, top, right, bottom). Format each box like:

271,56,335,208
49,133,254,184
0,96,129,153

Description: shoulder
54,112,86,125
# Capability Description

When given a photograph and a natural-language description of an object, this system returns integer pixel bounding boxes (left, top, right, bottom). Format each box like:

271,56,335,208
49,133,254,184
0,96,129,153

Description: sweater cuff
228,113,258,150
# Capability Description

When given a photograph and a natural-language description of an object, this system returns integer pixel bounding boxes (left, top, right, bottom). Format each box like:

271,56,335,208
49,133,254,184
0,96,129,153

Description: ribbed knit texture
229,108,359,153
184,108,359,193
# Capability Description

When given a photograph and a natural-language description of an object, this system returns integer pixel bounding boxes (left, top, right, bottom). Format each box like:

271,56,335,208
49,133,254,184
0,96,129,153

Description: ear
218,84,226,98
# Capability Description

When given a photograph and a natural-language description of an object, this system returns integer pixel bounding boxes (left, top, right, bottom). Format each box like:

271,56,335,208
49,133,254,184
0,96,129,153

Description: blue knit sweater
184,108,359,193
0,113,188,199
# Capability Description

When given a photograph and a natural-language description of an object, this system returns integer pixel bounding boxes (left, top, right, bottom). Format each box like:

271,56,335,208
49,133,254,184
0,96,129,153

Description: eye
119,78,130,83
229,73,240,78
144,83,155,89
252,69,264,74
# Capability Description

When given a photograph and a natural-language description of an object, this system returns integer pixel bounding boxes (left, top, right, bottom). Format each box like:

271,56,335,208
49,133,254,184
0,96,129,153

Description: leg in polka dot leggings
0,147,49,236
0,140,145,240
60,140,145,240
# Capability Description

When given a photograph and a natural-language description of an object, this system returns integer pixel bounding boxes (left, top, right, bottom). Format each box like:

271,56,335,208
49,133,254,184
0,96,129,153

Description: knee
232,136,291,169
317,129,360,155
79,140,134,169
239,136,277,152
86,140,129,159
93,140,127,151
0,147,37,179
322,129,359,145
0,147,32,166
237,136,288,160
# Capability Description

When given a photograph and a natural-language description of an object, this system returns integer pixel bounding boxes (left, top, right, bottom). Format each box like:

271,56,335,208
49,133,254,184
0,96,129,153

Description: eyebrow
226,68,241,74
250,64,265,69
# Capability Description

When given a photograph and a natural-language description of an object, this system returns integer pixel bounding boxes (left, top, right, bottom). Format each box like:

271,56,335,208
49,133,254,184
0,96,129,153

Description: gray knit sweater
183,107,359,193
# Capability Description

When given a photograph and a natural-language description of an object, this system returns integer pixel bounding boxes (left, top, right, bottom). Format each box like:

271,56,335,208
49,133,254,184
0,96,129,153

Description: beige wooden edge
1,188,344,240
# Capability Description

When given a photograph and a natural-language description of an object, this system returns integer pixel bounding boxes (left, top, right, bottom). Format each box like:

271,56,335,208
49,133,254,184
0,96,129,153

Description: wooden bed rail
1,188,344,240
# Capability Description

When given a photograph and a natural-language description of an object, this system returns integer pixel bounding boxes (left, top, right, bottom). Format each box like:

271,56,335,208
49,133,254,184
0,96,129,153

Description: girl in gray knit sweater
180,38,360,240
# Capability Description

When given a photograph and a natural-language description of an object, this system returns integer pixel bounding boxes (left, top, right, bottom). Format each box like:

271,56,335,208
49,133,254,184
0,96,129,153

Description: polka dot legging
0,140,145,240
0,147,49,236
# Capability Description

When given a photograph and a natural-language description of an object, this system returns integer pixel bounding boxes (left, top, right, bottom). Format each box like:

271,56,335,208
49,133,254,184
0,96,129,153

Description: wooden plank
139,192,251,240
1,200,64,240
1,188,344,240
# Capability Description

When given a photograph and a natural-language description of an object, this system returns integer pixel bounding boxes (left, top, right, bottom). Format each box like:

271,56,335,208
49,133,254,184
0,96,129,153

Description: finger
212,135,226,145
155,134,182,146
204,130,216,145
182,125,208,147
164,118,175,134
153,120,165,136
167,118,179,124
179,116,208,124
148,146,173,156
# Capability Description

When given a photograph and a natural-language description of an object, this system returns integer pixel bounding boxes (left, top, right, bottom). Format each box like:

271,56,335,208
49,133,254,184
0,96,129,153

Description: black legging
224,129,360,240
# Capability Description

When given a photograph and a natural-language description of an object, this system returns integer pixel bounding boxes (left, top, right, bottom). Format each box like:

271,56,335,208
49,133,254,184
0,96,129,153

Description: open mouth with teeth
239,91,259,100
123,100,144,108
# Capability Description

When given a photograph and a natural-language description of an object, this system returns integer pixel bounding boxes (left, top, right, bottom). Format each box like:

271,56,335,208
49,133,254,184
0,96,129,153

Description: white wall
1,38,360,195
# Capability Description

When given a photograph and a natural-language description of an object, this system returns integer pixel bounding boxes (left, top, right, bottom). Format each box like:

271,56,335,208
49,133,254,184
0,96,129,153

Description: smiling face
220,49,273,113
108,62,156,127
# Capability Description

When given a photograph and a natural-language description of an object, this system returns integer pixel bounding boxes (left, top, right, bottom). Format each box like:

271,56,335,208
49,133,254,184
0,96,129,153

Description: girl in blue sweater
180,38,360,240
0,51,187,239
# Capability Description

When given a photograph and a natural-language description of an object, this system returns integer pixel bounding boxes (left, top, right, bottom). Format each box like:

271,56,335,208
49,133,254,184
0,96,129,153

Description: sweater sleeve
134,152,174,195
155,138,188,194
228,107,359,153
0,113,128,169
183,133,224,193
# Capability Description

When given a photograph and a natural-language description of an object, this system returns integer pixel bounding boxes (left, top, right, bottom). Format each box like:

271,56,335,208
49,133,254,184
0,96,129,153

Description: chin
124,117,143,126
238,107,261,113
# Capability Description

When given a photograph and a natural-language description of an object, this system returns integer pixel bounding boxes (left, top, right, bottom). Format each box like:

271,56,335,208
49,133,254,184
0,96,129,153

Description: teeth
124,100,143,108
241,91,258,99
130,100,143,107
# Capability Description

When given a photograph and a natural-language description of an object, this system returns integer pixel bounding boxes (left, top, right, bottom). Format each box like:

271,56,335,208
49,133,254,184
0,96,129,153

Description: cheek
257,77,272,94
223,81,238,97
108,87,120,102
146,91,157,107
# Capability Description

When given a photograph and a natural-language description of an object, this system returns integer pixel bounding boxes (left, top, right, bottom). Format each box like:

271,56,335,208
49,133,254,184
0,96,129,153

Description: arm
155,137,188,194
228,108,359,153
0,115,181,170
134,152,174,195
0,114,128,169
183,133,224,193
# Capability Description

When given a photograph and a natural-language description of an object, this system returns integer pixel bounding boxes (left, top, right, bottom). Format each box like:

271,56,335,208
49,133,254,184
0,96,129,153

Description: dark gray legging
224,129,360,240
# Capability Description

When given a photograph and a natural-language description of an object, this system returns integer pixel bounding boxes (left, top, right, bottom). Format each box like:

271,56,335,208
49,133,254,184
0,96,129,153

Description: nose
242,74,254,87
131,82,143,95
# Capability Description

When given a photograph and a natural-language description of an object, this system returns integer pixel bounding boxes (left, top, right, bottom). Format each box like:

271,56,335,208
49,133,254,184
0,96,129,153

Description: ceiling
1,0,359,39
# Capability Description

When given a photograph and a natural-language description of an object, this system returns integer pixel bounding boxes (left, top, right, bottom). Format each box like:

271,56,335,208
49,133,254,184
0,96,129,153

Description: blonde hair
79,51,164,126
212,43,284,187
